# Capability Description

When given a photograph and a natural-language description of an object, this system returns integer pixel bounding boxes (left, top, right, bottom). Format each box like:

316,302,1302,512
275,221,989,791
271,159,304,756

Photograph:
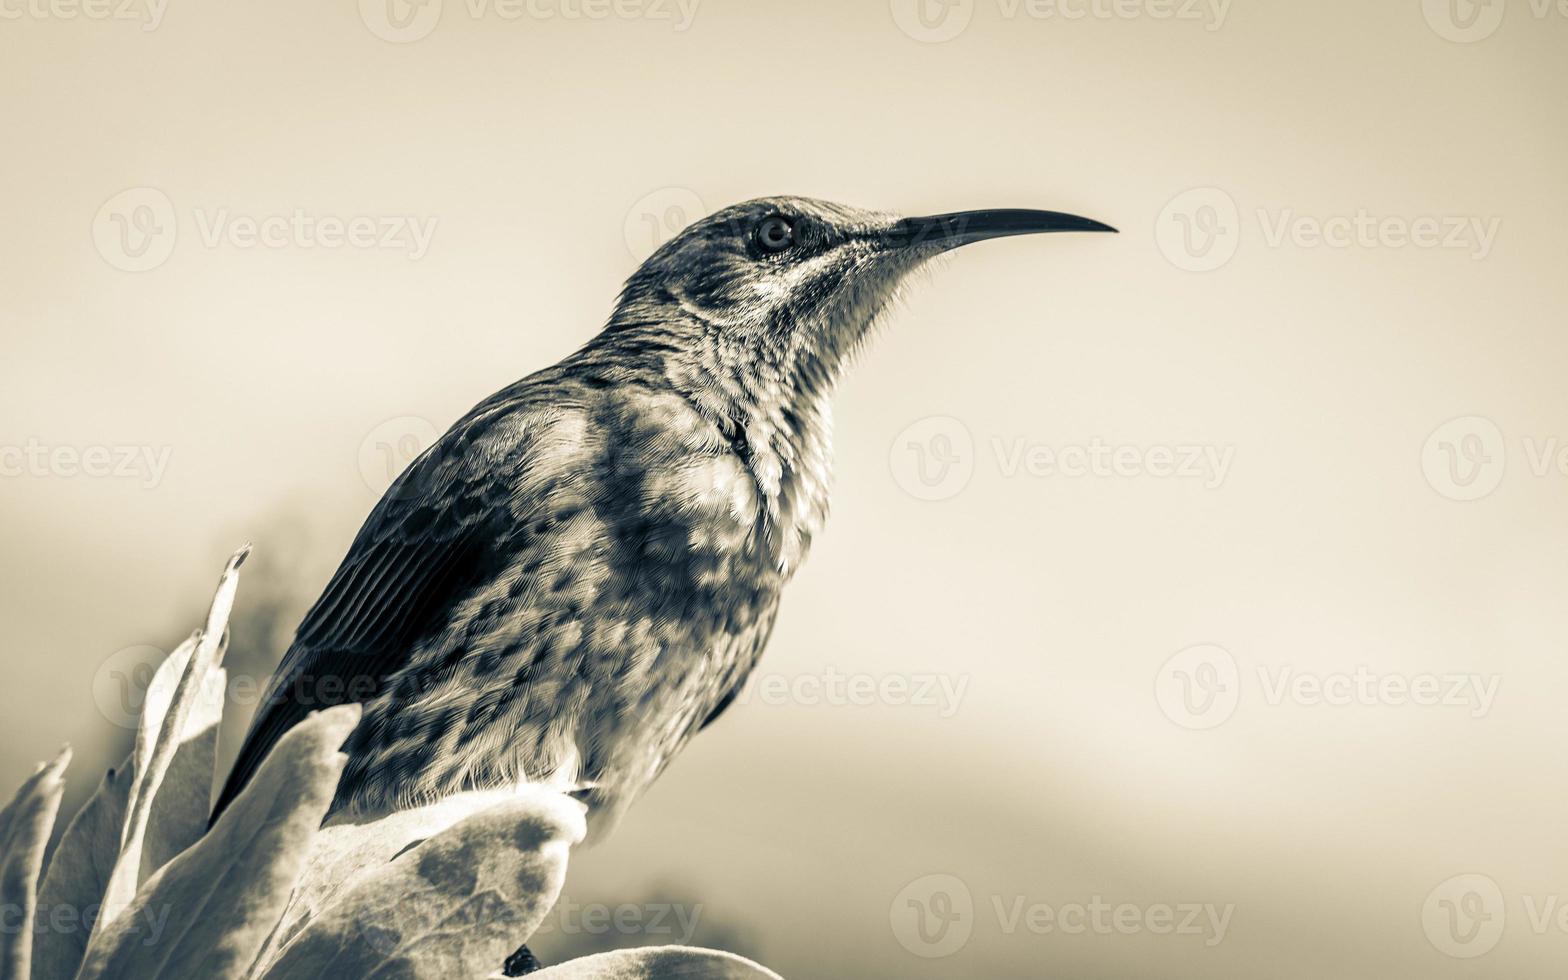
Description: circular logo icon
1155,644,1240,730
92,187,178,272
92,644,170,730
623,187,706,260
1155,187,1240,272
359,415,439,498
1421,0,1506,43
360,0,443,42
889,416,974,502
889,0,974,42
890,874,973,958
1422,873,1505,958
1421,416,1505,502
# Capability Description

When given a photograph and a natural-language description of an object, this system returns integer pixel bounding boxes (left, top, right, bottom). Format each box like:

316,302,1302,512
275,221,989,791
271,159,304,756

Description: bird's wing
698,604,778,731
211,402,548,821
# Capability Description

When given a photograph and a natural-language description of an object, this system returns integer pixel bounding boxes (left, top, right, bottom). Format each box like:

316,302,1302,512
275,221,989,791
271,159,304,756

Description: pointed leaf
74,704,359,980
97,545,246,932
0,748,71,980
140,664,227,883
30,762,131,980
33,658,226,980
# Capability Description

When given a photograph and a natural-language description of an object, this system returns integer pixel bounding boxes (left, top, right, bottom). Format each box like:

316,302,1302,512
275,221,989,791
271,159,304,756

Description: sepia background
3,0,1566,975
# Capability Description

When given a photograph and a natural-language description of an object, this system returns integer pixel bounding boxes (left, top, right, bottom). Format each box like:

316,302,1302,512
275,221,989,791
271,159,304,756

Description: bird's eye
754,215,795,253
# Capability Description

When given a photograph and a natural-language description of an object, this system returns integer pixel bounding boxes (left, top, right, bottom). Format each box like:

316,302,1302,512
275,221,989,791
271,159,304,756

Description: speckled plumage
212,196,1113,837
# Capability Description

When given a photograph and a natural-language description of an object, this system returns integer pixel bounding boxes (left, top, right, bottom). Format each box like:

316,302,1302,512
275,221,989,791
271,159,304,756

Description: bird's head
595,195,1113,531
609,196,1114,415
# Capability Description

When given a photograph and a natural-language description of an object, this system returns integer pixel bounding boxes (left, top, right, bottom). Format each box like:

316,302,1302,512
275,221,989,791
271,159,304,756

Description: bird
210,196,1115,838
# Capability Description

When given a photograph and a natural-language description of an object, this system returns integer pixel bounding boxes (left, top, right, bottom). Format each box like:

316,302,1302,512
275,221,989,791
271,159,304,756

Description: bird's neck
676,338,837,575
582,311,837,575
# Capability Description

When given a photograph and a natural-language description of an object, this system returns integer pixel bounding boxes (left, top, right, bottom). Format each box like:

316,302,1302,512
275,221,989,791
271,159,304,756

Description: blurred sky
2,0,1567,976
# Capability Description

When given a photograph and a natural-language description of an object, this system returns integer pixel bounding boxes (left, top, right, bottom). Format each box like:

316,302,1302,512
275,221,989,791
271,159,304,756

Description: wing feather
210,405,543,822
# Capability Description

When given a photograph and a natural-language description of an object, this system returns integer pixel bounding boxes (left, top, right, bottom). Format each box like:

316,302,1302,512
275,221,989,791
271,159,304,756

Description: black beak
886,208,1118,251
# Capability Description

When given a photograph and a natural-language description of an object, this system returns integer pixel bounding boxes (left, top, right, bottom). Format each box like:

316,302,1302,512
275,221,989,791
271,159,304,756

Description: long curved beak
886,208,1118,251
